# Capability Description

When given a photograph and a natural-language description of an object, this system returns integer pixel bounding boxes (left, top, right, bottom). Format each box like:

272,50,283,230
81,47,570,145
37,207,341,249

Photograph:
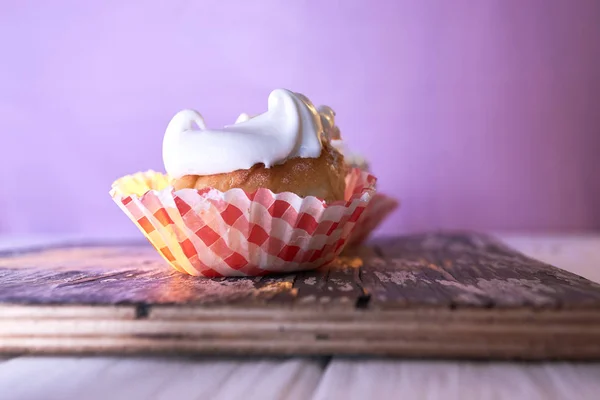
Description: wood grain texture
1,232,600,360
0,356,325,400
311,360,600,400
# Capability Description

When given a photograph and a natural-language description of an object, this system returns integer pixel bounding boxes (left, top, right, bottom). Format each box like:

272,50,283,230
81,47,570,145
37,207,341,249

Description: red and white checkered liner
110,169,376,277
345,193,399,246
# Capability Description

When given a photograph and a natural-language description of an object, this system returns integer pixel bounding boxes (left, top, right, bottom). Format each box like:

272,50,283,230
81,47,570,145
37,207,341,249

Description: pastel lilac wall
2,1,599,236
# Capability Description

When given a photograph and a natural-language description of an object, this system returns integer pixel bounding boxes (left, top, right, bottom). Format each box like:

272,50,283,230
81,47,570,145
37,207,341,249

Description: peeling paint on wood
1,233,600,310
2,233,600,359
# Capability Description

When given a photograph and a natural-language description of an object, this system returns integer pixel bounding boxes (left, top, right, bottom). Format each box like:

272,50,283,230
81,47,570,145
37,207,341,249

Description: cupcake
316,105,399,246
111,89,376,277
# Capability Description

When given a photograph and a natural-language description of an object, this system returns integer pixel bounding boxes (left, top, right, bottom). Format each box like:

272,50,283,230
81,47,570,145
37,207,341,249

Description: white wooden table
1,234,599,400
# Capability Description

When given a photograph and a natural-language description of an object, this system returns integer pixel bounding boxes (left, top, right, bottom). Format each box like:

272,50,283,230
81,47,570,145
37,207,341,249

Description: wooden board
1,232,600,360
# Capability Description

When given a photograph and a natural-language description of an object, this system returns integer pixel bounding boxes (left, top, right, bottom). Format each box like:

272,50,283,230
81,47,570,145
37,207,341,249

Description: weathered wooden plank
361,259,448,306
306,256,365,308
0,247,296,307
252,274,297,305
1,233,600,311
290,267,357,308
369,233,600,309
2,306,600,359
1,232,600,359
2,332,600,360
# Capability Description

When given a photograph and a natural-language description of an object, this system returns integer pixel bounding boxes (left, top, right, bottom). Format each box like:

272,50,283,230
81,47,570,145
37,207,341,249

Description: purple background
2,1,599,236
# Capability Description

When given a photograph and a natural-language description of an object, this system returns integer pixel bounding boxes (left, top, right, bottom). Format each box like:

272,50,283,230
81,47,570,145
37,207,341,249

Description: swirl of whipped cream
234,113,253,124
163,89,324,178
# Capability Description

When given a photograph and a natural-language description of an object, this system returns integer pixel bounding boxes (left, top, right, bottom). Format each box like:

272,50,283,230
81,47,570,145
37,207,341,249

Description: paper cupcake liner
110,169,377,277
345,193,399,246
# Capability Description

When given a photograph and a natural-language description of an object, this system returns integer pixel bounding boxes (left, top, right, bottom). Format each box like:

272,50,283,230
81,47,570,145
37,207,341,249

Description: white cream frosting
234,113,253,124
163,89,324,178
